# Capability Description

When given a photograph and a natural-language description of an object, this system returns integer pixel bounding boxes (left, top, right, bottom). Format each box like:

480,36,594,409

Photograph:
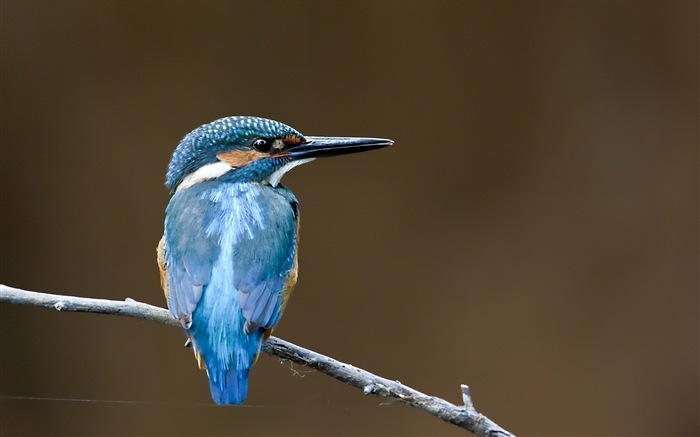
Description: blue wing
163,181,298,333
162,188,218,329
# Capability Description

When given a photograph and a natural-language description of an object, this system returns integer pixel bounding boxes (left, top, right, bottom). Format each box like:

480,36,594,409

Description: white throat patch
176,161,232,192
264,158,315,187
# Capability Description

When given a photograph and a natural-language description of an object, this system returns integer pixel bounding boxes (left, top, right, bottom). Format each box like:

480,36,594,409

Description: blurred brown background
1,1,697,435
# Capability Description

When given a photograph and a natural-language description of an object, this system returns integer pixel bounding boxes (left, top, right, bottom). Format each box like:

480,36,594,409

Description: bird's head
165,116,392,194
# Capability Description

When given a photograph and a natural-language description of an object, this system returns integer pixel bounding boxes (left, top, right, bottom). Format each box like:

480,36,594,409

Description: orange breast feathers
157,236,168,302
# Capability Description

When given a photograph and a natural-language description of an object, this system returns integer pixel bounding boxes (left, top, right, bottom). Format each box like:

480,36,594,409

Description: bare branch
0,284,514,436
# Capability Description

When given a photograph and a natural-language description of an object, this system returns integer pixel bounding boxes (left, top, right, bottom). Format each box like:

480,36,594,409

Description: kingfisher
157,116,392,404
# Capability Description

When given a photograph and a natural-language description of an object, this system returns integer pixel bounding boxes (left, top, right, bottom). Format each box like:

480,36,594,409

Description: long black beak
284,136,393,160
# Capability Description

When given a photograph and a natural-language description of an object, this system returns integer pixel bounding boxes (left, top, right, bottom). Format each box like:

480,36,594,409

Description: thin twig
0,284,514,436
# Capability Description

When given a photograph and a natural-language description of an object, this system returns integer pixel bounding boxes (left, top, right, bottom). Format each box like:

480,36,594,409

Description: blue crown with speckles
165,116,303,193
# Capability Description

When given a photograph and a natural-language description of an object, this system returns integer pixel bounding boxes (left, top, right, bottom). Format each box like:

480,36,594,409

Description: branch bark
0,284,514,436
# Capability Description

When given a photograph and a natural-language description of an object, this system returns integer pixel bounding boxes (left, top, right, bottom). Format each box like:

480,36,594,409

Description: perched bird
157,116,392,404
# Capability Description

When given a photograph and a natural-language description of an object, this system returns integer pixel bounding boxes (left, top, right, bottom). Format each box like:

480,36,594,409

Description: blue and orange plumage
158,116,391,404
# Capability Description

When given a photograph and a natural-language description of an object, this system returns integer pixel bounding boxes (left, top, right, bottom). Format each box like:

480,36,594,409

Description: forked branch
0,284,514,436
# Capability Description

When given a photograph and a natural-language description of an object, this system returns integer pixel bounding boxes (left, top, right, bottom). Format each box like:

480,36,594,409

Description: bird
157,116,392,404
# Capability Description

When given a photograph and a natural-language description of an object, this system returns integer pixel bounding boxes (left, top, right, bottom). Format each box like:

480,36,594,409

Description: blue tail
207,365,250,405
195,330,263,405
190,287,265,405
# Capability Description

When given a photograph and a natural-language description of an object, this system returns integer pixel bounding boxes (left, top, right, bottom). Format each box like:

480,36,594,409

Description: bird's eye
252,138,272,152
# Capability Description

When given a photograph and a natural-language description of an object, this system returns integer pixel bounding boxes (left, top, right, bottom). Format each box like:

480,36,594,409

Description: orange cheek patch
217,150,267,168
283,134,303,146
